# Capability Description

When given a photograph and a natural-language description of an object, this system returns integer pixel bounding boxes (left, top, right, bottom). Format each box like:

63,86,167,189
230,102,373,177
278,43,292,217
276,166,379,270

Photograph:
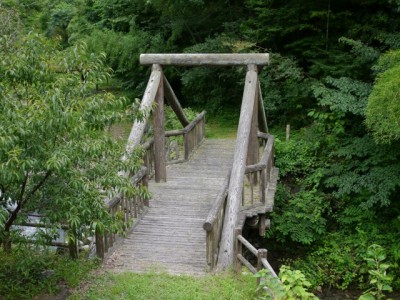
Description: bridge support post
247,66,259,168
153,64,167,182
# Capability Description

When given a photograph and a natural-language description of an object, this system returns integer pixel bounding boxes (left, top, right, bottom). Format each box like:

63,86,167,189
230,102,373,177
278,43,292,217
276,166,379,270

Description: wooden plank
140,53,270,66
107,139,236,275
153,64,167,182
163,75,189,126
217,66,258,269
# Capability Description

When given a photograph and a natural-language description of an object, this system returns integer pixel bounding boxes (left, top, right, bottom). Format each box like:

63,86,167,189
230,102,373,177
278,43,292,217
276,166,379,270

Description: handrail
142,111,206,177
203,170,231,270
205,129,277,271
235,233,278,285
96,166,148,259
203,170,231,231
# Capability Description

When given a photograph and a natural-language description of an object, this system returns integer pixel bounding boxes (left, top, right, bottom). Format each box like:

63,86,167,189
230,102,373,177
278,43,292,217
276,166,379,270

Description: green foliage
324,135,400,209
256,266,318,300
0,32,143,251
180,35,248,112
271,187,327,245
83,28,163,87
359,244,393,300
0,247,98,300
164,106,198,131
260,54,311,126
312,76,371,116
366,50,400,144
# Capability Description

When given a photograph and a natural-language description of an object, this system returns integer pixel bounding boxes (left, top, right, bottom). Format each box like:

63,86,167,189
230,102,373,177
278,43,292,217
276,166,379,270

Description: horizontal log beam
140,53,270,66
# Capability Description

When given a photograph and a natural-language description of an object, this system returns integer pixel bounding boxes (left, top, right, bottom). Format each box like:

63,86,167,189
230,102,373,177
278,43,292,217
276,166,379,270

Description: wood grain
107,139,235,275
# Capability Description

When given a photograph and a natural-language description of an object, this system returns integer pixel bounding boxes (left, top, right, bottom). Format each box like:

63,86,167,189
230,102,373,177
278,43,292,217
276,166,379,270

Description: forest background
1,0,400,298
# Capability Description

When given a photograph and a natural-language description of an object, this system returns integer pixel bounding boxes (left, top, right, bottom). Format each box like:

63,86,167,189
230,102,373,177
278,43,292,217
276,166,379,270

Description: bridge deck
107,139,236,274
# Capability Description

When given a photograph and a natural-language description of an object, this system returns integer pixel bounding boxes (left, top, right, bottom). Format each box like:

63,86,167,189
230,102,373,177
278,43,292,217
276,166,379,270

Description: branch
4,171,51,231
22,171,51,206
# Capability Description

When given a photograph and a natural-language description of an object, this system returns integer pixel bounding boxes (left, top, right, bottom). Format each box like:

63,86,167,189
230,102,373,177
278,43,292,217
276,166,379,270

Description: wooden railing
235,232,277,281
242,133,274,207
142,111,206,177
204,133,277,270
95,112,205,259
95,167,148,259
203,170,231,270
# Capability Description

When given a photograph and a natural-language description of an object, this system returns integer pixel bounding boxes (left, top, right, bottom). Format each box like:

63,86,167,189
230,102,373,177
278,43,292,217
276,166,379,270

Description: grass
69,271,257,300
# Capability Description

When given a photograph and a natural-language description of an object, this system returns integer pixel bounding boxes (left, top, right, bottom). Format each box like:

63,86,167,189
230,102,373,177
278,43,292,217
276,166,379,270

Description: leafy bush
256,265,318,300
0,247,98,300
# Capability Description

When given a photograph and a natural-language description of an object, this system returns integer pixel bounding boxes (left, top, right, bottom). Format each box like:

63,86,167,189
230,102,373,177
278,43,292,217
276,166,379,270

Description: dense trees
2,0,400,294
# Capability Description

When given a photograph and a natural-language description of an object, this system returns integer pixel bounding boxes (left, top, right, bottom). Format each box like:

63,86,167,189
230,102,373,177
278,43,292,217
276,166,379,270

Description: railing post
143,171,149,207
184,132,189,160
259,214,266,237
95,228,104,260
153,64,167,182
234,227,243,272
257,249,268,285
247,64,259,169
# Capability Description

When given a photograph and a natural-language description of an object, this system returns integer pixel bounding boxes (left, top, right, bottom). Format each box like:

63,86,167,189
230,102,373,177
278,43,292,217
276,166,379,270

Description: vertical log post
286,124,290,142
142,171,149,207
95,228,104,260
247,65,259,167
234,227,243,272
257,249,268,285
153,64,167,182
259,214,266,237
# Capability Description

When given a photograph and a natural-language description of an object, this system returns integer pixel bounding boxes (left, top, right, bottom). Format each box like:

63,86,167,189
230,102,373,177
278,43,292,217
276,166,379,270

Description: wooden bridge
95,54,279,277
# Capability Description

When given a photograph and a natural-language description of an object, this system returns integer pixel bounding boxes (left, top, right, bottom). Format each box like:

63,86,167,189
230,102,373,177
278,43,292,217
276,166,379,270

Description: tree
0,31,142,253
366,49,400,144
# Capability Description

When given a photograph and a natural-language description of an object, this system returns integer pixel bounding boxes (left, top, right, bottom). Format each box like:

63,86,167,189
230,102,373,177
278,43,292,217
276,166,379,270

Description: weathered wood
125,67,162,155
183,111,206,134
258,80,268,133
237,234,258,256
153,64,167,182
257,249,268,284
237,253,257,274
247,71,259,166
163,75,190,126
109,139,235,275
259,214,266,237
261,257,278,278
140,53,270,66
217,66,258,270
234,227,243,272
203,170,231,231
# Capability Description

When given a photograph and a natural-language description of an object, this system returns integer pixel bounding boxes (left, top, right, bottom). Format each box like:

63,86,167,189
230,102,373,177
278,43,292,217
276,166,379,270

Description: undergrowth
0,247,98,300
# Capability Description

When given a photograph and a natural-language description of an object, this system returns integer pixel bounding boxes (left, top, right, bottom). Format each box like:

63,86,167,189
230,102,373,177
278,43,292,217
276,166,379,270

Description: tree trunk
2,230,12,252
